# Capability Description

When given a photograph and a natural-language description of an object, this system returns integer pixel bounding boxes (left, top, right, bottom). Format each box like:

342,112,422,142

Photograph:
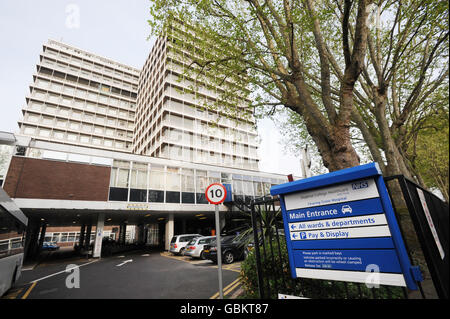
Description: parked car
41,241,59,251
203,234,249,264
169,234,202,255
184,236,216,259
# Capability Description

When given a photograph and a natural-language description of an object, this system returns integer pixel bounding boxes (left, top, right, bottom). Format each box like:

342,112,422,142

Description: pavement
2,249,244,299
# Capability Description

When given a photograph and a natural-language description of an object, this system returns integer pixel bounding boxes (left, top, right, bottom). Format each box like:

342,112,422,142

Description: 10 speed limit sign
205,183,227,205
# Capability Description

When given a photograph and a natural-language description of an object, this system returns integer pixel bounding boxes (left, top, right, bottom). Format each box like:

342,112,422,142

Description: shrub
239,239,404,299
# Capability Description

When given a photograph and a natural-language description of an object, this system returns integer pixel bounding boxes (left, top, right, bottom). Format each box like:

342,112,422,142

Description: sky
0,0,301,177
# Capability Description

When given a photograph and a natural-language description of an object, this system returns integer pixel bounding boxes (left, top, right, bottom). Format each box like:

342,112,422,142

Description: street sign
271,162,422,290
205,183,227,299
205,183,227,205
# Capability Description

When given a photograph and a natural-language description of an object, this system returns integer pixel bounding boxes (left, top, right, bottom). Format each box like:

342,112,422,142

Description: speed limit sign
205,183,227,205
205,183,227,299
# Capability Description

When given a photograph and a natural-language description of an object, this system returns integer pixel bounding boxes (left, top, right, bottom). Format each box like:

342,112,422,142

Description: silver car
184,236,216,259
169,234,202,255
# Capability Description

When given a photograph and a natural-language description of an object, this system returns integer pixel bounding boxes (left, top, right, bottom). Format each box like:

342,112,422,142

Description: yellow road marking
21,282,37,299
224,278,242,295
210,277,241,299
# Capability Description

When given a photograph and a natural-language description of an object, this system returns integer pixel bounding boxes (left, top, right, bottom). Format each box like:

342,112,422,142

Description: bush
239,239,405,299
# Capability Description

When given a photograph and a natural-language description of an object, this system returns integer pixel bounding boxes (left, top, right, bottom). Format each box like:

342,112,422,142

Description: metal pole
214,204,223,299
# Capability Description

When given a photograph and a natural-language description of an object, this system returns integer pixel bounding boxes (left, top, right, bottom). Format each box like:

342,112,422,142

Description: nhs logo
352,180,369,190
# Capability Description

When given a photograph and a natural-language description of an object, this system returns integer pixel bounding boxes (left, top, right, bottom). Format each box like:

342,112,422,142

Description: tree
148,0,448,178
351,0,449,179
149,0,376,172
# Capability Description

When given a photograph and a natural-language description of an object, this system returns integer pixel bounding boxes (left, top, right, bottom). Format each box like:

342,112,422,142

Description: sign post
271,162,422,290
205,183,227,299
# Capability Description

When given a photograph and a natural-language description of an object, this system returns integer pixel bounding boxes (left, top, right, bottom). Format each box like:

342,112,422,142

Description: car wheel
223,251,234,264
179,247,185,256
200,250,206,260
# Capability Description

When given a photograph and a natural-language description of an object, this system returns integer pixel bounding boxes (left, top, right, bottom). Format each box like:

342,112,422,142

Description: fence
247,176,448,299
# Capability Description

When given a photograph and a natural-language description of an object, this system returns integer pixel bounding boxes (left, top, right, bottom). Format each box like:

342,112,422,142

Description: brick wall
3,156,111,201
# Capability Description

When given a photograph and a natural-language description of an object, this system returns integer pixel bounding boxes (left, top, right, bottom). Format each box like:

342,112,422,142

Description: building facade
18,40,139,153
2,32,293,257
133,19,259,170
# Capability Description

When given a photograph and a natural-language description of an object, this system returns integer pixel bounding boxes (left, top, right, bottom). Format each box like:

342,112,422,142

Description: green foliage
410,108,449,201
240,239,405,299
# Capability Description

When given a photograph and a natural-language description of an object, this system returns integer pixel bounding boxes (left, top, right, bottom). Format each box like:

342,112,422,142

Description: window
149,165,165,190
117,168,130,188
181,169,195,204
166,167,180,191
195,170,208,204
69,122,80,130
82,123,92,132
27,114,39,122
56,119,67,128
45,105,57,114
67,133,78,141
39,128,51,137
53,130,65,140
80,135,90,144
104,139,113,147
68,233,76,242
60,233,68,242
42,116,53,125
23,126,35,135
59,107,69,116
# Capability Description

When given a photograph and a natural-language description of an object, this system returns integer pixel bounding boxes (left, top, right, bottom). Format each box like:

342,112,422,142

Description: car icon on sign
341,205,352,214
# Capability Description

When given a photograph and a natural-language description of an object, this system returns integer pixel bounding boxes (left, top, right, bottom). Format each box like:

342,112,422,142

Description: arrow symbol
292,233,297,239
116,259,133,267
290,224,296,230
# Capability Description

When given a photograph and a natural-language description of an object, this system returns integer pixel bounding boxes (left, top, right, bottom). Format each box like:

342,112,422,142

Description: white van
169,234,202,255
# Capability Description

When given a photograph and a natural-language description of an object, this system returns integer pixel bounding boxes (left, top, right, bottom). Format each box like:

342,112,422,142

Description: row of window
44,231,115,243
158,144,259,170
24,112,133,138
30,85,135,119
34,75,136,110
46,42,139,79
26,98,134,130
42,50,138,91
161,127,258,157
108,161,282,203
21,125,131,150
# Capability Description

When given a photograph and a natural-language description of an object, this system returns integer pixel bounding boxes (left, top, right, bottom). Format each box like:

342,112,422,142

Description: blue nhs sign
270,162,422,290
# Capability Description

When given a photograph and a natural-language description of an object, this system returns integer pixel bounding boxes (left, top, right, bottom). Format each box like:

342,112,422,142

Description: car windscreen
198,238,213,244
180,236,196,242
170,237,177,243
187,239,197,245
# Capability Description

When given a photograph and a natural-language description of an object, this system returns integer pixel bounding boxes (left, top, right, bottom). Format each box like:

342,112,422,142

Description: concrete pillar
165,213,174,251
119,223,127,245
136,224,145,245
24,218,41,260
84,224,92,250
78,224,86,249
93,213,104,258
37,223,47,252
